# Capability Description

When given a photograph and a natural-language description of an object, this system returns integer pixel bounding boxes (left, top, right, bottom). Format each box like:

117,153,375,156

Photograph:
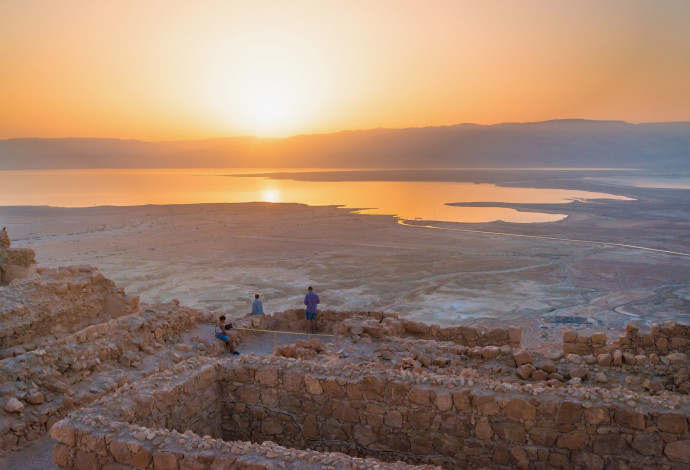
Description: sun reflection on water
261,189,280,203
0,169,634,224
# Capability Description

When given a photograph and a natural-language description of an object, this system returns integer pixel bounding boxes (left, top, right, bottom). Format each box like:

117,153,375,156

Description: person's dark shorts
305,310,316,320
216,334,230,341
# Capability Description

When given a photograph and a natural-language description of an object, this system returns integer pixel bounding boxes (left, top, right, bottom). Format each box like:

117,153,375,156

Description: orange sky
1,1,689,140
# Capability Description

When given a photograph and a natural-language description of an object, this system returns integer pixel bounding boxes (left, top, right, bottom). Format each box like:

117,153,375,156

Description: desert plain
2,169,688,352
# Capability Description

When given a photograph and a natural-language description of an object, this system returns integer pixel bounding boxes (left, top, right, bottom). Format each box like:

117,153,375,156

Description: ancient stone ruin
1,238,689,469
0,228,36,285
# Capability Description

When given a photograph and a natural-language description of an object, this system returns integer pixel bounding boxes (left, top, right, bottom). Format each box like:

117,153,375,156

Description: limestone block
529,426,557,447
593,434,628,455
407,388,431,406
563,343,591,355
481,346,500,359
473,395,499,415
4,397,24,413
52,443,71,467
656,337,669,350
657,413,689,434
667,352,688,365
557,430,589,450
25,391,44,404
665,440,690,463
508,326,522,345
516,364,535,380
591,332,607,344
304,375,323,395
537,360,556,374
562,330,577,343
614,407,645,430
153,452,179,470
612,350,623,366
569,367,588,379
557,401,582,425
475,417,493,440
531,369,548,381
492,422,526,444
49,419,75,446
597,353,612,367
435,393,452,411
512,348,533,365
503,398,536,420
635,354,649,365
631,434,663,457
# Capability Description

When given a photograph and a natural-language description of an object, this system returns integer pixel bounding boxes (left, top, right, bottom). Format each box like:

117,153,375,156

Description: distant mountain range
1,119,689,170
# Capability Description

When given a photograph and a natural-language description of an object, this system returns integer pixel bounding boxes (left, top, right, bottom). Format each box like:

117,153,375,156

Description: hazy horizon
4,117,690,142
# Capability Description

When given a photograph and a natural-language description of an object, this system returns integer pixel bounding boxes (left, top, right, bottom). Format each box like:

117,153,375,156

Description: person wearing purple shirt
304,286,320,334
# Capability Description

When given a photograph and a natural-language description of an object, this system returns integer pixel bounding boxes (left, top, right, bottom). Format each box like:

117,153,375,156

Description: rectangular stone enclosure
53,353,690,469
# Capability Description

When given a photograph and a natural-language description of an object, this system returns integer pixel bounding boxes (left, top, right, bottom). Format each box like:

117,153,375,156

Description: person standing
251,293,264,315
303,286,320,334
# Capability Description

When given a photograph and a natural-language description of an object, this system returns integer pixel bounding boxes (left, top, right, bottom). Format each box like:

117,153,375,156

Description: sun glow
261,189,280,203
210,31,331,136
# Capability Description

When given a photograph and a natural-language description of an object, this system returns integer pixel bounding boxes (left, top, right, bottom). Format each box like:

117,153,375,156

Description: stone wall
618,322,690,356
334,315,521,348
562,329,611,356
0,301,219,455
234,309,522,348
220,355,690,469
0,266,138,353
563,321,690,362
51,357,437,470
233,308,386,334
0,230,36,285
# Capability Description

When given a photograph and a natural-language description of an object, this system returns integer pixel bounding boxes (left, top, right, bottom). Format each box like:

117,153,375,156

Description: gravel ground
0,434,56,470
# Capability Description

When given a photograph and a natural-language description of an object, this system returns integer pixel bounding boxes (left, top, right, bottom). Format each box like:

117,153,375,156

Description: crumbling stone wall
0,229,36,285
0,266,138,353
50,357,435,470
221,355,690,469
618,321,690,356
335,315,521,348
562,329,611,356
87,361,223,440
563,321,690,360
234,308,387,334
0,228,9,249
0,301,218,454
563,321,690,358
235,309,521,348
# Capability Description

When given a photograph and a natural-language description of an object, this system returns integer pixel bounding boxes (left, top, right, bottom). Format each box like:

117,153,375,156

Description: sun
210,33,330,136
254,94,285,125
248,88,288,130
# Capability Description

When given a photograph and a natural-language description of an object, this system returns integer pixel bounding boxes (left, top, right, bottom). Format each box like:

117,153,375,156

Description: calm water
0,169,632,224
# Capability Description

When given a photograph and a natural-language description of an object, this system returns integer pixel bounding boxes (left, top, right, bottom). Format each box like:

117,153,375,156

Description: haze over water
0,168,632,224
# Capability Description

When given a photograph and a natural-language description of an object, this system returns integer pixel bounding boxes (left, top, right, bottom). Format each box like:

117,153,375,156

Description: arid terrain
1,171,689,350
2,176,690,469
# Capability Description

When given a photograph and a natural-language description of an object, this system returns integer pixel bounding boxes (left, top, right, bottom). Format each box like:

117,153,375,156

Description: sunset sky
1,1,689,140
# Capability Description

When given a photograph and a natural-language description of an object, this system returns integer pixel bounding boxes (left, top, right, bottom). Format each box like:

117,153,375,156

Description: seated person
215,315,239,355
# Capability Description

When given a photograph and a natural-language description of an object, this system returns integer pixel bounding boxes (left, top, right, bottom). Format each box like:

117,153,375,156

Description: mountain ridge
1,119,689,170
